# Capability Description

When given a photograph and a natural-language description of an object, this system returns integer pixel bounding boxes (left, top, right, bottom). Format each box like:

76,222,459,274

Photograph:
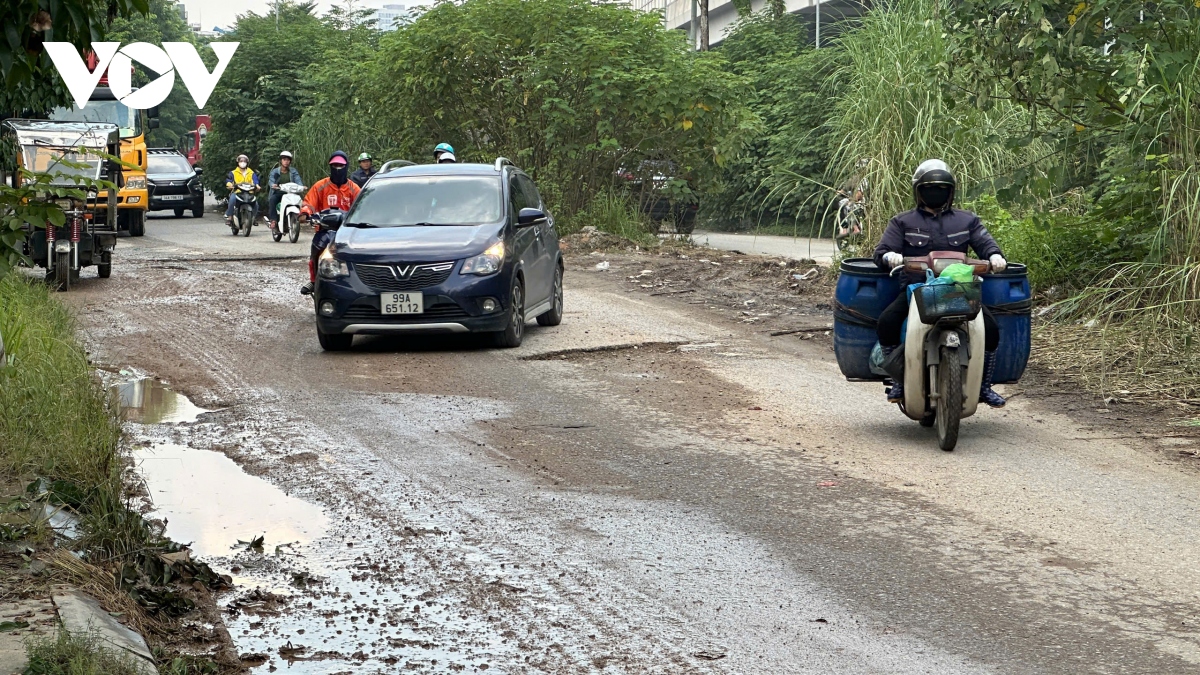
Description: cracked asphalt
58,213,1200,673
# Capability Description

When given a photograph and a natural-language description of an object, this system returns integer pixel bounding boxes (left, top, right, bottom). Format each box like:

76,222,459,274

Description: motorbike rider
837,157,871,239
299,150,361,295
350,152,376,187
873,159,1008,408
433,142,454,163
266,151,304,233
224,154,260,227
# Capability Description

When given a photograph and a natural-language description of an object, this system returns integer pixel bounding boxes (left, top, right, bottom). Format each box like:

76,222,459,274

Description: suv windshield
347,175,502,227
50,101,141,139
148,154,192,175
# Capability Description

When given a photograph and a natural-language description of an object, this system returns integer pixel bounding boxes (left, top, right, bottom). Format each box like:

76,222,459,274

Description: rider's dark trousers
267,192,283,223
877,293,999,351
309,229,335,282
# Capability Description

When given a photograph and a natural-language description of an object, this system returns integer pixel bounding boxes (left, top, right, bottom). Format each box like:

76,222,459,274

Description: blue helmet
434,142,454,159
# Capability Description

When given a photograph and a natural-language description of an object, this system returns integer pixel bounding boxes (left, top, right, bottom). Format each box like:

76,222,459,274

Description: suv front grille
342,302,470,321
354,263,454,292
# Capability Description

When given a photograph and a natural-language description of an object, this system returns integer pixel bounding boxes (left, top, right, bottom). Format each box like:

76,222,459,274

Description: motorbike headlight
317,245,349,279
125,176,147,190
460,241,504,276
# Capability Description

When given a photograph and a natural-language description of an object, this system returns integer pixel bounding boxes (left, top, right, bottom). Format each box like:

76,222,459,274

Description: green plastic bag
938,263,975,284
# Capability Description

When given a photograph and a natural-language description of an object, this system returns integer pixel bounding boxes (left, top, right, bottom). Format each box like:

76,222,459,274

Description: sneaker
886,381,904,403
300,282,314,296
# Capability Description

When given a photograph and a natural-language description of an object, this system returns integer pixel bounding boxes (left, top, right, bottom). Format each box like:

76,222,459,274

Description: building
631,0,867,49
371,3,411,31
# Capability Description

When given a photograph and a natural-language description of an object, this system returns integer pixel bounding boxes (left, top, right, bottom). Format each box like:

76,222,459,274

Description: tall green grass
0,275,122,495
24,630,146,675
824,0,1046,246
1044,44,1200,401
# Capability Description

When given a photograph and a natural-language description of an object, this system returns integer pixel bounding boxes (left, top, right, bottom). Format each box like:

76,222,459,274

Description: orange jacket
301,178,360,215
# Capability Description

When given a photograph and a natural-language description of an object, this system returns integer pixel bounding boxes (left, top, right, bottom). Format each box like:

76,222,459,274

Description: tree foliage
0,0,149,116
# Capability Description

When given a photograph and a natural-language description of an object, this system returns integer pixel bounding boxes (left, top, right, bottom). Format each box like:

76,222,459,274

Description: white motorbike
883,252,992,451
273,182,306,244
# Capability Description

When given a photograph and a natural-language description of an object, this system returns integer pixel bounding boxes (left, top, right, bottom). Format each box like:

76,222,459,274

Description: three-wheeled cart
2,119,122,291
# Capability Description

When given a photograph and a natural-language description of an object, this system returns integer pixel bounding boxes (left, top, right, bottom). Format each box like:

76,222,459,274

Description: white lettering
45,42,239,110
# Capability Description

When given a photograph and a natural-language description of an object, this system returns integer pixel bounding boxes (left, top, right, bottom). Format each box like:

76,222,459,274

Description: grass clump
0,275,122,500
24,630,147,675
559,191,659,247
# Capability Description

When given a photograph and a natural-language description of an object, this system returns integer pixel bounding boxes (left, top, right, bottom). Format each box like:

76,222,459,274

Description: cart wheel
53,251,70,292
97,251,112,279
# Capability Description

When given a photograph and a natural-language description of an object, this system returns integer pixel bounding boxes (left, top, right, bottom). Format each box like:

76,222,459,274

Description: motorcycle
883,252,992,452
228,182,258,237
834,196,865,251
272,182,306,244
301,209,347,298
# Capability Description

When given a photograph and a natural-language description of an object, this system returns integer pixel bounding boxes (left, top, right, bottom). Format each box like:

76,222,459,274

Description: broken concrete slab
0,598,57,675
51,590,156,675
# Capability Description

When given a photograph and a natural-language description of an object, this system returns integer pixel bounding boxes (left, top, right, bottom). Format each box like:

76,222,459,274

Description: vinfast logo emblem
43,42,239,110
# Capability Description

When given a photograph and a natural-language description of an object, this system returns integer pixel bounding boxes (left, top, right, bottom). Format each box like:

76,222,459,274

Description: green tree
104,0,199,147
707,11,846,234
344,0,748,217
0,0,149,116
200,1,332,193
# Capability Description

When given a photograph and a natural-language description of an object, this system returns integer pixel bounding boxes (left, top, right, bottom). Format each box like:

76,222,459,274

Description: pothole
522,340,690,361
111,376,210,424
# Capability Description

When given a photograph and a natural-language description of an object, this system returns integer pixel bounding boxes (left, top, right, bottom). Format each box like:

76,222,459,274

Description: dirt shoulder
563,234,1200,468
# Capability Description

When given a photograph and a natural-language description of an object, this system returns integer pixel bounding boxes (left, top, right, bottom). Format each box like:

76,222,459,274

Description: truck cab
48,87,157,237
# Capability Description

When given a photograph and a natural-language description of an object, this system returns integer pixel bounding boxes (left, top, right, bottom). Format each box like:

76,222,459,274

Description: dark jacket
350,167,376,187
873,207,1002,285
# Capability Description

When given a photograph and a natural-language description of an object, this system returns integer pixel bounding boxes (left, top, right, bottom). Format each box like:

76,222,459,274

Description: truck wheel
317,327,353,351
129,211,146,237
97,251,112,279
54,251,70,292
936,347,962,451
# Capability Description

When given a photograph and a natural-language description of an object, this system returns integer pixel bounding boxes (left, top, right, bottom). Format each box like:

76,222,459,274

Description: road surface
691,230,837,263
59,211,1200,673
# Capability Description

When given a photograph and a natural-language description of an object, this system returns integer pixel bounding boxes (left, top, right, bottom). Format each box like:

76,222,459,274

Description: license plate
381,293,423,314
161,194,185,201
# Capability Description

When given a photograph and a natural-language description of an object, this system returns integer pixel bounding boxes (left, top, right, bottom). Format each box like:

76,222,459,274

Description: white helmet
279,150,294,159
437,151,457,164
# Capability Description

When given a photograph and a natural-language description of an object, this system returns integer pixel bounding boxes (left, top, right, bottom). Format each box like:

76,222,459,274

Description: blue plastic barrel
982,263,1031,384
834,258,901,380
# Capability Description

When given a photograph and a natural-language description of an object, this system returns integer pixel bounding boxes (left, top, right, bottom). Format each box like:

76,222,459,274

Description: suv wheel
192,202,203,218
493,277,524,348
536,263,563,327
317,327,353,351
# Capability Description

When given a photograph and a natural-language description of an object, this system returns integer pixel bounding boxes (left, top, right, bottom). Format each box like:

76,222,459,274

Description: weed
560,191,658,247
24,630,146,675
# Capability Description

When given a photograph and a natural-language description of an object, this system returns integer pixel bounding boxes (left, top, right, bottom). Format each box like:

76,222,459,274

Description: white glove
989,254,1007,273
883,252,904,269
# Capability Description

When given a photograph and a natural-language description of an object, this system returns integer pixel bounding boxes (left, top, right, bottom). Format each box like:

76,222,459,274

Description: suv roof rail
494,157,514,171
379,159,416,173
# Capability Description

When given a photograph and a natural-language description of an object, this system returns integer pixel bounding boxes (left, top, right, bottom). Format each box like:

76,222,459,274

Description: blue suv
312,158,564,351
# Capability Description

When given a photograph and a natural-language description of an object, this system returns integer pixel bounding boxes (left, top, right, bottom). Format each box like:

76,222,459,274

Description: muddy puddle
112,376,209,424
133,443,328,558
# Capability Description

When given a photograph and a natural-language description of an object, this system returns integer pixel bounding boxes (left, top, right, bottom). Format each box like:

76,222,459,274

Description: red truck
180,114,209,167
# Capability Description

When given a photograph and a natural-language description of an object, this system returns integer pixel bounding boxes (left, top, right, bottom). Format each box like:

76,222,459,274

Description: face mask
238,161,248,169
918,184,952,209
330,165,348,185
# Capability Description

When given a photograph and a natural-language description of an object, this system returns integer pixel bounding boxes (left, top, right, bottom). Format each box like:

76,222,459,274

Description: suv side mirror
319,210,346,230
192,166,203,175
517,207,546,226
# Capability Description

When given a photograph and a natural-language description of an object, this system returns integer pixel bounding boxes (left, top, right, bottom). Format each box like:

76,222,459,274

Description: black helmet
912,159,956,211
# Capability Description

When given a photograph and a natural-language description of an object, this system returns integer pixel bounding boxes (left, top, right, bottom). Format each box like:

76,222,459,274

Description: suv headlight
317,245,349,279
460,241,504,276
125,176,147,190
